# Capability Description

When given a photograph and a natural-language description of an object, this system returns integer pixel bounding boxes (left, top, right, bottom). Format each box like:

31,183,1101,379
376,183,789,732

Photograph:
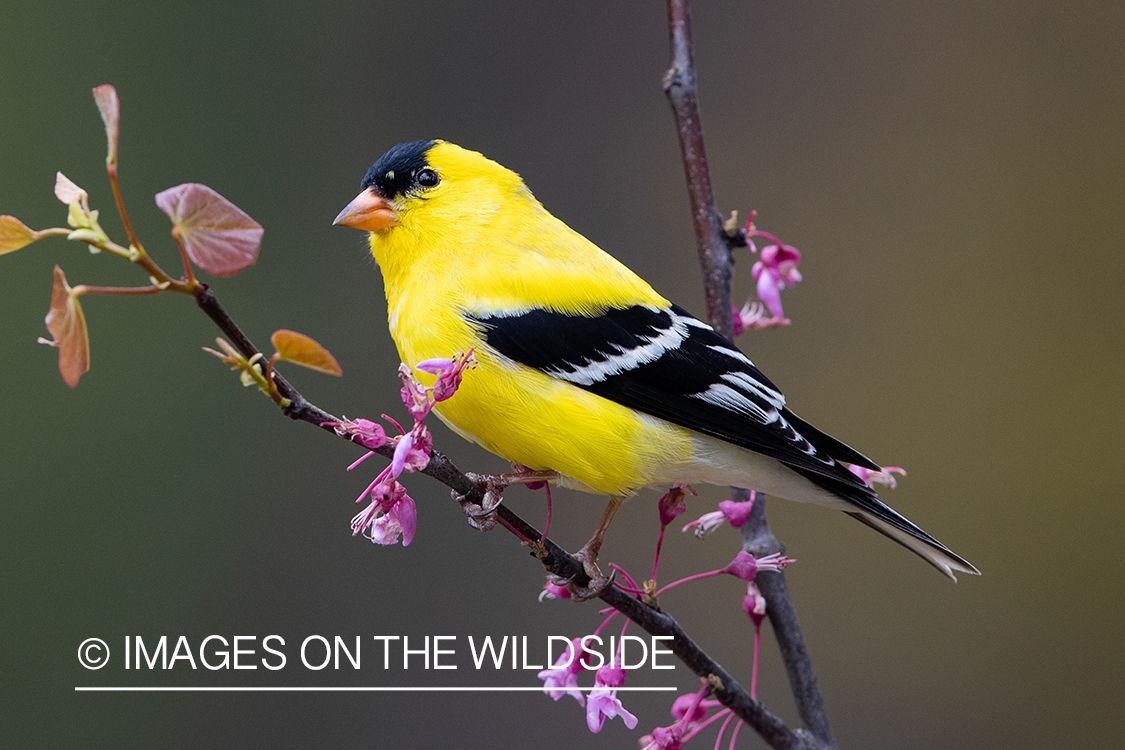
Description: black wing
467,303,972,574
467,303,880,480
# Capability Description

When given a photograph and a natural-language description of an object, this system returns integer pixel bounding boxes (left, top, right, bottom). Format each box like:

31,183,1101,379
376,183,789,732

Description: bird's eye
416,168,439,188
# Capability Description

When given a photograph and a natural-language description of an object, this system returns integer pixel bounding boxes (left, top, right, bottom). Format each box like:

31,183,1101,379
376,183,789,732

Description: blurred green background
2,1,1122,747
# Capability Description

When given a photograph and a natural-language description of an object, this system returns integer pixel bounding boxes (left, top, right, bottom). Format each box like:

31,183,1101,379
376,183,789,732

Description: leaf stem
33,228,72,240
172,229,198,288
105,162,145,258
71,283,165,296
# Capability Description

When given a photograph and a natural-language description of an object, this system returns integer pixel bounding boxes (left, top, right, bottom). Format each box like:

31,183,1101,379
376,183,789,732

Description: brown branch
740,492,836,750
664,0,734,339
664,1,836,747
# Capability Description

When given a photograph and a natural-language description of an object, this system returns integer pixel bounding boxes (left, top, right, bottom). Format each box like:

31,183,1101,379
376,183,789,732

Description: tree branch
664,0,734,339
663,1,836,747
740,493,836,750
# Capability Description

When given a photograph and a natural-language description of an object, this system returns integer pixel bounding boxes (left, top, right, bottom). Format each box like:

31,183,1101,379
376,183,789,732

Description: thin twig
105,162,145,257
73,284,165,296
173,230,197,287
663,1,836,747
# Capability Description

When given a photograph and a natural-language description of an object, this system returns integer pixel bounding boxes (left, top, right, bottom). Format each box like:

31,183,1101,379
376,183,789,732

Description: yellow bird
334,140,978,581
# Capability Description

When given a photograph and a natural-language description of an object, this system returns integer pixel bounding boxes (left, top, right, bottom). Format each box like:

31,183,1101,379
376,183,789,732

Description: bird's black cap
362,140,438,198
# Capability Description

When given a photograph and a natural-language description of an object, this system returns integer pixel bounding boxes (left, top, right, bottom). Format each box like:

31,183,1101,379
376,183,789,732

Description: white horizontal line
75,686,678,692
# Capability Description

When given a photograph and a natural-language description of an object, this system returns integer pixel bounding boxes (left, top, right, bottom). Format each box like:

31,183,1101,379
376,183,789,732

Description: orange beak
332,187,399,231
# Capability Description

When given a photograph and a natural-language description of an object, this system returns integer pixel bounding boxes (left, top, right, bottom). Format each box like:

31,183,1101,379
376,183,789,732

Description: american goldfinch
334,140,978,581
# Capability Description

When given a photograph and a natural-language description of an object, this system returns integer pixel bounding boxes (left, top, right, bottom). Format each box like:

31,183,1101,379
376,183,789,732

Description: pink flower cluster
586,660,639,733
751,241,802,319
536,487,799,744
538,638,587,705
536,637,640,733
640,684,761,750
682,493,756,538
331,351,476,547
538,544,791,740
732,211,803,333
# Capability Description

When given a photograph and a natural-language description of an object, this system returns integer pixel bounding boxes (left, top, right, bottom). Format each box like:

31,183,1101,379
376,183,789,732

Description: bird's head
333,140,529,236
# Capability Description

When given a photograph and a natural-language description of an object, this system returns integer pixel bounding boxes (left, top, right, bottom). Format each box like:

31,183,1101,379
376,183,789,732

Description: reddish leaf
92,85,120,164
154,183,262,277
0,215,36,254
271,329,342,376
39,265,90,388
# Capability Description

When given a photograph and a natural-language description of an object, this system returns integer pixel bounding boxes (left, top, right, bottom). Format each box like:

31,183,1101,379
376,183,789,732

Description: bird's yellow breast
376,250,693,496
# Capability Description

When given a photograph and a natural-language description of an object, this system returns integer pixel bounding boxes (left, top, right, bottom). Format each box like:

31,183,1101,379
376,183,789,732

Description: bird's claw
564,548,616,602
453,472,514,531
453,470,557,532
452,485,499,532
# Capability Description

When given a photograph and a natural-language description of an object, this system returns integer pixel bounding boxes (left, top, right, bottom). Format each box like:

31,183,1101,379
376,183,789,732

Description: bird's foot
561,495,624,601
562,544,617,602
451,489,497,531
454,470,557,531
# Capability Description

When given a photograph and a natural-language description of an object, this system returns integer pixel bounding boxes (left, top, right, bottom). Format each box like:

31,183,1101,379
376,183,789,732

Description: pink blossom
390,432,413,476
586,662,638,733
658,484,695,527
351,480,417,547
652,483,698,580
399,350,477,419
848,464,906,490
752,243,802,319
639,725,683,750
345,420,428,548
732,300,790,333
719,498,754,528
641,685,720,748
743,580,769,700
670,692,710,724
330,417,388,450
537,638,587,706
389,428,432,476
742,582,768,628
427,349,476,402
682,494,755,538
413,357,454,374
538,581,572,602
640,688,715,749
722,551,794,582
740,213,803,320
399,364,432,421
368,497,417,546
